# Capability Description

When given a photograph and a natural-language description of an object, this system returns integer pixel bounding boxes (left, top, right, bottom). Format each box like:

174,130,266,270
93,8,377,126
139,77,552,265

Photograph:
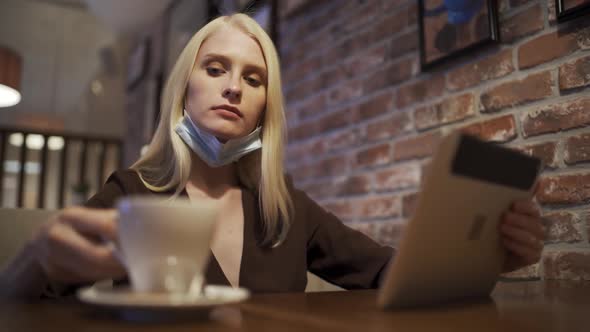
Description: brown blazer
86,170,394,293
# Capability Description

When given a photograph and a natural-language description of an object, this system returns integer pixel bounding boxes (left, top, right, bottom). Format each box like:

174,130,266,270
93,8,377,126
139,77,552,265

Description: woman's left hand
500,198,546,273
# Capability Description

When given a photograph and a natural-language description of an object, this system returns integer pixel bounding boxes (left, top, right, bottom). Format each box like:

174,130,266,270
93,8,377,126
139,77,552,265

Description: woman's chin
210,129,241,143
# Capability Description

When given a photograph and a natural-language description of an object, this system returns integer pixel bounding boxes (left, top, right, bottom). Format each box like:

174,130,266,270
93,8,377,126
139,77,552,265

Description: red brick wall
280,0,590,280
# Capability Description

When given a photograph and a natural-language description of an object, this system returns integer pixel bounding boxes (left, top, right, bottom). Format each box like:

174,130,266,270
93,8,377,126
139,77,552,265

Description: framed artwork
555,0,590,23
418,0,499,70
126,38,151,92
240,0,279,47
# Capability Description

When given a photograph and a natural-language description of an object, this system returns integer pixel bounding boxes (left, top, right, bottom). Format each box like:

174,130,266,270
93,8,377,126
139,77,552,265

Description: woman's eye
206,67,224,76
245,76,261,87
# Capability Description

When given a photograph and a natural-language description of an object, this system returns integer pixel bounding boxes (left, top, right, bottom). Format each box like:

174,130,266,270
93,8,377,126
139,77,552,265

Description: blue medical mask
175,112,262,168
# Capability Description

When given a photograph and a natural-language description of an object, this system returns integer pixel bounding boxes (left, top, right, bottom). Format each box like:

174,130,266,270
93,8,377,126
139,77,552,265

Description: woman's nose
222,86,241,99
222,74,242,100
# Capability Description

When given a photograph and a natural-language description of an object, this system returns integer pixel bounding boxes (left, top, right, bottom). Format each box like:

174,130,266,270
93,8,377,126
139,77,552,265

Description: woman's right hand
30,207,126,284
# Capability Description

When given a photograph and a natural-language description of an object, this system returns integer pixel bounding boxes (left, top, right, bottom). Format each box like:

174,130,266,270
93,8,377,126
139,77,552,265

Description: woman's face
185,26,267,142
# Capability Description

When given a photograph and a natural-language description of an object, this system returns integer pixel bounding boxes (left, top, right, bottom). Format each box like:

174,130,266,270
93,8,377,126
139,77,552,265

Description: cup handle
102,213,126,266
104,240,126,266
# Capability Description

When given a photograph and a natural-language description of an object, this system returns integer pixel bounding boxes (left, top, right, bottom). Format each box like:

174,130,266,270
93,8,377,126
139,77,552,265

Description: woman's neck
187,154,240,198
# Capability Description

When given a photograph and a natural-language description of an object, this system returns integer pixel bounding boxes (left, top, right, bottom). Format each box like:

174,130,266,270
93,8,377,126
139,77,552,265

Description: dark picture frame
418,0,499,71
240,0,280,48
206,0,279,48
555,0,590,23
126,38,151,92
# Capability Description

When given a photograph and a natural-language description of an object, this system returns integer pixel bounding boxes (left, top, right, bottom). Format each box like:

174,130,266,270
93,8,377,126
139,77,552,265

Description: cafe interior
0,0,590,330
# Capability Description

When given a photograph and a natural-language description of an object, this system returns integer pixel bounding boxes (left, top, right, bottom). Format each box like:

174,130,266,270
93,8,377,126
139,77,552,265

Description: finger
511,199,541,218
503,211,546,240
41,259,88,284
44,222,125,280
503,238,541,265
58,208,118,241
500,223,544,250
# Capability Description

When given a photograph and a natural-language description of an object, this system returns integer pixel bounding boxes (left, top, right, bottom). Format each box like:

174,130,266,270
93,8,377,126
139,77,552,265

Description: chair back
0,208,55,268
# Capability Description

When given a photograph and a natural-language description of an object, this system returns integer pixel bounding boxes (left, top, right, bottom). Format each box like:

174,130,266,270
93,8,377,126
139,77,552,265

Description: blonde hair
131,14,293,247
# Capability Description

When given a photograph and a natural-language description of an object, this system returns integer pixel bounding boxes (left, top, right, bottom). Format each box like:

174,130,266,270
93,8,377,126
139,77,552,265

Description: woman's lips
211,105,243,118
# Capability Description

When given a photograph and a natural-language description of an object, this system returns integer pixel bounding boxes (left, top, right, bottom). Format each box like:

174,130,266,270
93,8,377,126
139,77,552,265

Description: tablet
377,132,541,309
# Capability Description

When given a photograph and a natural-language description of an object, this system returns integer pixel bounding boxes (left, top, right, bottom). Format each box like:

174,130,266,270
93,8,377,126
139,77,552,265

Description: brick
323,200,355,220
387,30,419,60
365,112,412,142
393,131,441,161
314,155,350,178
339,0,380,36
543,250,590,280
559,55,590,91
364,58,414,93
291,163,317,183
510,0,533,6
286,82,314,102
577,22,590,49
547,0,556,23
501,263,539,280
287,139,326,166
517,141,558,169
324,128,362,153
334,174,372,196
371,7,410,42
358,92,395,121
498,0,509,14
501,4,544,43
317,108,353,133
298,94,327,120
357,196,401,218
288,122,318,142
327,80,363,106
377,220,406,246
415,93,475,130
346,44,387,75
447,49,514,91
544,211,584,244
285,108,299,124
402,192,419,218
281,45,301,69
300,179,336,199
320,66,352,88
348,221,379,241
461,115,517,142
521,98,590,137
330,29,375,62
480,71,553,113
518,31,578,69
565,133,590,165
537,173,590,205
374,164,420,192
382,0,411,13
355,144,391,168
396,75,445,109
296,30,331,59
284,54,322,83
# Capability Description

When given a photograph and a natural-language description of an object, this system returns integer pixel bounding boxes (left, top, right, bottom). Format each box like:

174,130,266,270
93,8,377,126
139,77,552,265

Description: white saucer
77,284,250,312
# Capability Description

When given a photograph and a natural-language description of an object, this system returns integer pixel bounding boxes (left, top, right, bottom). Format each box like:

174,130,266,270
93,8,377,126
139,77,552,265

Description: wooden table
1,280,589,331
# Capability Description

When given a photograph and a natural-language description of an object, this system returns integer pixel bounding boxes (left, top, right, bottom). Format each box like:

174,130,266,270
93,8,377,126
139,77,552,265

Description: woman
1,14,545,298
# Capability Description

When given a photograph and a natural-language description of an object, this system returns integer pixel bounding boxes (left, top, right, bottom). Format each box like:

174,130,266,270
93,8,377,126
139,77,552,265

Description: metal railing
0,127,123,209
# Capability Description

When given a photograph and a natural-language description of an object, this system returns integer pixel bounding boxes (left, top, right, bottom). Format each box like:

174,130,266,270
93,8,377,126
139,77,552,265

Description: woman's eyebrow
201,53,230,65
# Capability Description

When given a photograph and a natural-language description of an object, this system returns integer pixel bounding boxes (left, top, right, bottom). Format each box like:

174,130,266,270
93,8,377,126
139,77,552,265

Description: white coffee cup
115,196,218,296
